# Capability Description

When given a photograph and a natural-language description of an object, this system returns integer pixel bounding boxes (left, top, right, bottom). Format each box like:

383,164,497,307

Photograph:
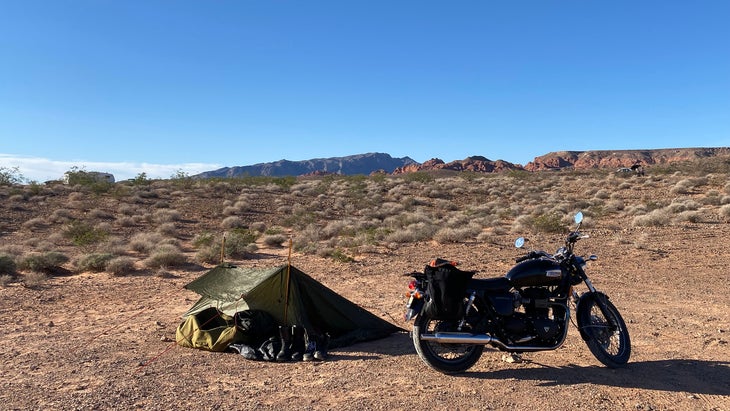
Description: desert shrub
384,222,437,243
153,200,170,209
221,216,245,229
670,179,693,195
526,213,565,233
603,199,625,214
0,254,17,275
328,248,354,263
96,236,127,255
153,209,181,223
250,221,267,233
75,253,115,272
224,229,259,258
143,244,186,269
107,256,136,276
49,208,75,223
116,216,136,227
18,251,69,273
22,271,49,288
192,232,216,248
195,246,222,264
22,217,47,230
129,232,167,253
433,223,482,243
632,209,670,227
593,189,611,200
263,234,287,247
118,204,137,216
64,221,108,247
89,208,114,220
667,199,700,213
674,210,702,223
719,204,730,222
156,222,178,236
0,274,14,287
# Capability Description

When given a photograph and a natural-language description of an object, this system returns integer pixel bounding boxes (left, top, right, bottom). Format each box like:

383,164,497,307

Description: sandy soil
2,222,728,411
1,172,729,411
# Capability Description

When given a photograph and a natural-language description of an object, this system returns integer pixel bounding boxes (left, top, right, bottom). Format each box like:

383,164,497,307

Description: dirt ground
1,174,729,411
1,225,728,411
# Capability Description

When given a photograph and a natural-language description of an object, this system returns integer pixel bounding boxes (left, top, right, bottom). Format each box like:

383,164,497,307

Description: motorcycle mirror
574,211,584,225
515,237,526,248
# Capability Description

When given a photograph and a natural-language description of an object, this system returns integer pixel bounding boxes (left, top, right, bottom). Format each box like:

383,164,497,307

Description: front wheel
412,306,484,374
577,293,631,367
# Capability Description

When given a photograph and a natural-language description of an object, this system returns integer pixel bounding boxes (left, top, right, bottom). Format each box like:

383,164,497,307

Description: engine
499,287,565,345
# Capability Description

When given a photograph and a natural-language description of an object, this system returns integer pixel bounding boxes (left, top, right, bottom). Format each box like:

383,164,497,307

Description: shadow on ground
459,359,730,395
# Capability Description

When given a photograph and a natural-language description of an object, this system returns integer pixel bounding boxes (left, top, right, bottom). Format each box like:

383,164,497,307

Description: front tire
412,306,484,374
577,293,631,367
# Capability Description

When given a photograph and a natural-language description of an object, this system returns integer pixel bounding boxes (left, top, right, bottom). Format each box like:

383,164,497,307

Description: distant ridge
193,147,730,178
525,147,730,171
193,152,417,178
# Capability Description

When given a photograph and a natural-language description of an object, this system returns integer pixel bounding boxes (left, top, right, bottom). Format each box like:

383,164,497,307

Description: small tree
170,169,193,188
131,172,150,186
0,166,25,186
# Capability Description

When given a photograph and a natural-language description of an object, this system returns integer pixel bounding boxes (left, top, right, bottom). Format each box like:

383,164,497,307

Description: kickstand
501,352,524,364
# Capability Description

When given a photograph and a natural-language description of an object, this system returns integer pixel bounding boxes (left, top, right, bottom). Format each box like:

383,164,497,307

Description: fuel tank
505,258,565,287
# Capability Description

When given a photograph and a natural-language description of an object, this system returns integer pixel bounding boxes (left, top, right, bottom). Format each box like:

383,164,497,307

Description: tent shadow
456,359,730,396
334,331,414,358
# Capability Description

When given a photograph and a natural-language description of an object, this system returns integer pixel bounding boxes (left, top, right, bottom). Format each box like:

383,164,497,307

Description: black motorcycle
404,212,631,373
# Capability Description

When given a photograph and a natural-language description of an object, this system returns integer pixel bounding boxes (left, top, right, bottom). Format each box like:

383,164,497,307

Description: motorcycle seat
467,277,511,292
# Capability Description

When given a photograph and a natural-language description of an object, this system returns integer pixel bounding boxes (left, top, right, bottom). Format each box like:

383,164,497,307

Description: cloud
0,154,222,182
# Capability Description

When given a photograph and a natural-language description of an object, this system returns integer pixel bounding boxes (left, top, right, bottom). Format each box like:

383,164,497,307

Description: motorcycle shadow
459,359,730,396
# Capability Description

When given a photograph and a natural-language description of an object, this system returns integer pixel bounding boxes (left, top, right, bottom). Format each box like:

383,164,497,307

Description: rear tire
412,304,484,374
577,294,631,367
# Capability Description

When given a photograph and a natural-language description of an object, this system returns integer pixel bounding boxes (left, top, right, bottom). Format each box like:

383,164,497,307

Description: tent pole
220,234,226,264
283,235,293,325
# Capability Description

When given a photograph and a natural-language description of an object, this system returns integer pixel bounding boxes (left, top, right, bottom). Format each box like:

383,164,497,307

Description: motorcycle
403,212,631,373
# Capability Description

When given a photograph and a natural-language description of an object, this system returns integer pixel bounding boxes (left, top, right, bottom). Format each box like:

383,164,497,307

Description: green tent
182,263,402,349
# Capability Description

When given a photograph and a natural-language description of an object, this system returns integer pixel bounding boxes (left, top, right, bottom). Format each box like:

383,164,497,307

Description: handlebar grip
516,251,537,263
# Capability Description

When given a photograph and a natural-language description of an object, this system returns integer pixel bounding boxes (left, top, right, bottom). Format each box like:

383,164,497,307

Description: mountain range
193,147,730,178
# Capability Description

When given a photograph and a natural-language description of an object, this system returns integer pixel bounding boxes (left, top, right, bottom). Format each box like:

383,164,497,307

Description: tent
182,263,402,349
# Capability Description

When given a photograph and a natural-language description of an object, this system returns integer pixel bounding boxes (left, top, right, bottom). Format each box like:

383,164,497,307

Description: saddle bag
422,259,475,321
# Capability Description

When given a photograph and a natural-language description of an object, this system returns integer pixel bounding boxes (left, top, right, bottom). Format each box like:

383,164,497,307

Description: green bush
76,253,115,272
224,229,259,258
0,254,17,275
18,251,70,273
143,245,186,269
107,256,136,276
64,221,108,247
0,166,25,186
527,213,565,233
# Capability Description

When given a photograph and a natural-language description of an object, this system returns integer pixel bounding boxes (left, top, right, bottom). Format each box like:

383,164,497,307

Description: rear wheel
412,300,484,374
577,294,631,367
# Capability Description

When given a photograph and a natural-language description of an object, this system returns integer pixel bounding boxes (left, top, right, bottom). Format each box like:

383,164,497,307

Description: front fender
575,291,610,341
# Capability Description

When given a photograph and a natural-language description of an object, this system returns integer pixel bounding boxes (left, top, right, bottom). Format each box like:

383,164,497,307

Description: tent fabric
175,307,242,352
183,263,402,349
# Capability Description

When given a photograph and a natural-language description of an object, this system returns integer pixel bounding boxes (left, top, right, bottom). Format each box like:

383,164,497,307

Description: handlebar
515,250,551,263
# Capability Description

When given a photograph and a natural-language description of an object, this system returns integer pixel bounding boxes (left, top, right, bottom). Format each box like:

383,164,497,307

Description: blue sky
1,1,728,181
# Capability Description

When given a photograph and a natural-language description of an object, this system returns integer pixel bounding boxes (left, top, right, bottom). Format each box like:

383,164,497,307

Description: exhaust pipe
420,332,566,352
420,332,497,345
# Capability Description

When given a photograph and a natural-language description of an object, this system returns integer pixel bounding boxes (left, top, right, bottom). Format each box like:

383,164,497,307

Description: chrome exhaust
419,329,568,352
420,332,497,345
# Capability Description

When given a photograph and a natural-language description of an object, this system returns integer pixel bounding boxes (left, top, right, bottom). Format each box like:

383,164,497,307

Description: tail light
408,280,417,290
